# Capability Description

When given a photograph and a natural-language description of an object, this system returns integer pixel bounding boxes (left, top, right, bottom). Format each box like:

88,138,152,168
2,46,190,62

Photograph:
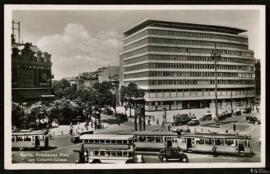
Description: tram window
123,151,127,157
94,140,99,144
215,139,221,145
197,139,204,144
105,151,110,156
24,136,31,141
117,140,122,144
123,140,127,144
246,141,250,147
117,151,122,156
111,140,116,144
105,140,110,144
205,139,212,145
225,139,233,146
94,150,99,156
100,139,105,144
12,136,15,142
128,152,133,157
129,140,133,144
156,137,162,143
89,139,94,143
147,136,155,142
100,151,105,156
89,150,94,156
139,136,146,142
111,151,116,156
16,136,23,141
182,138,186,143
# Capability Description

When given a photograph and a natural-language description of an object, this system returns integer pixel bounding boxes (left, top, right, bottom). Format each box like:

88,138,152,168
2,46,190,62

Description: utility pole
12,20,21,43
211,44,221,122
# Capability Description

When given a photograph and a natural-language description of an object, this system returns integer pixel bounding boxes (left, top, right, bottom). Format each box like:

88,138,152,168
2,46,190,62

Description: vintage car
159,147,189,162
187,119,200,126
71,130,93,143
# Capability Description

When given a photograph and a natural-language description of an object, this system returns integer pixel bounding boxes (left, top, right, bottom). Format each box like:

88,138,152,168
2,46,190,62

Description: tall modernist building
120,19,256,111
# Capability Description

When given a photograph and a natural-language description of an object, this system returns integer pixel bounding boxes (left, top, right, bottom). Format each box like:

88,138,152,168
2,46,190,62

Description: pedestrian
157,118,159,125
69,128,73,135
168,124,171,131
212,145,217,157
233,124,236,132
148,119,151,126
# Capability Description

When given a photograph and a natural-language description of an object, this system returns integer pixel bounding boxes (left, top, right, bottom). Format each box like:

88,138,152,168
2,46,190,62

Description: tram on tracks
177,132,252,156
12,130,49,149
133,131,178,151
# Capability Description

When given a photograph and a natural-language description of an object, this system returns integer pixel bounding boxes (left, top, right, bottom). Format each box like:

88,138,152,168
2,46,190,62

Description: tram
133,131,178,151
12,130,49,149
177,132,252,155
79,134,136,164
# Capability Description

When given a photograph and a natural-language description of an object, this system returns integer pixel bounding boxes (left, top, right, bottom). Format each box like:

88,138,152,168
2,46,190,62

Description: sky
12,8,262,80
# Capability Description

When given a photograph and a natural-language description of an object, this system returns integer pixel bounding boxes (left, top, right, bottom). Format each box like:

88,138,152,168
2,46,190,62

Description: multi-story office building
120,19,256,111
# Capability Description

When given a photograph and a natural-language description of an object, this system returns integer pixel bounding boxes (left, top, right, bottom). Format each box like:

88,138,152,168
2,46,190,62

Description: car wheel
182,157,188,163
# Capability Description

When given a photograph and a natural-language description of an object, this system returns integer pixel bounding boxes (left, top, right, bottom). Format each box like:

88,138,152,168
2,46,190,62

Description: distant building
255,59,260,96
64,76,78,85
12,34,55,102
121,19,256,111
98,66,119,83
77,72,99,89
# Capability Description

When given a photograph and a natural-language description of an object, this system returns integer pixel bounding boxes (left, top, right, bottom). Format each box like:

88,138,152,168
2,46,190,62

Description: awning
12,88,55,102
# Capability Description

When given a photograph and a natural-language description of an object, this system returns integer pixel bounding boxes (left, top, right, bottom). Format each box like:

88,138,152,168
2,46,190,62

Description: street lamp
211,44,221,122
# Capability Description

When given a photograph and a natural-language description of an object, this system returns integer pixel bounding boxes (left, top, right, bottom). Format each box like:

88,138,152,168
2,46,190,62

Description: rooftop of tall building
124,19,247,36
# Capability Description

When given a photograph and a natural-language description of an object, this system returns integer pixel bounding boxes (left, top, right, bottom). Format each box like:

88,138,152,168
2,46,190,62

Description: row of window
134,136,177,143
124,71,254,79
145,88,254,93
83,139,132,145
187,138,251,147
123,46,253,58
88,150,133,157
148,29,248,43
123,55,254,65
124,63,254,72
123,37,248,51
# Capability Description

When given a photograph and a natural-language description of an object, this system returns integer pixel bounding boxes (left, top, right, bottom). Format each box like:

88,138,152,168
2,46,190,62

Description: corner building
121,20,256,111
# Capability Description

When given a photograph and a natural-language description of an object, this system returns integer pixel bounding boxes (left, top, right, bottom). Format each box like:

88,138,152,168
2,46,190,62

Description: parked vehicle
187,119,200,126
218,112,233,121
246,116,261,124
159,147,189,162
172,114,191,126
242,107,252,114
234,110,242,116
114,113,128,122
200,113,212,121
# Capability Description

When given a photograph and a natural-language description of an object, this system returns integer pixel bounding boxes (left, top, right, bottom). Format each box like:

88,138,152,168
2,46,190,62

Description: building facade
120,20,256,111
12,34,55,102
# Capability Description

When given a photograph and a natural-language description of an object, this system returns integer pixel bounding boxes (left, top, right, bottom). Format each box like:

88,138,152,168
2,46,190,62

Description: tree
52,79,71,98
120,82,145,117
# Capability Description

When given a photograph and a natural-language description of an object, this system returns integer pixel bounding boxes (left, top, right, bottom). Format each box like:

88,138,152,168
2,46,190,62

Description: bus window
94,150,99,156
123,140,127,144
12,136,15,142
116,140,122,144
17,136,23,141
156,136,162,143
94,140,99,144
147,136,155,142
111,151,116,156
205,139,212,145
123,151,127,157
100,151,105,156
100,139,105,144
105,140,110,144
139,136,146,142
129,140,133,144
89,139,94,143
117,151,122,156
196,139,204,144
111,140,116,144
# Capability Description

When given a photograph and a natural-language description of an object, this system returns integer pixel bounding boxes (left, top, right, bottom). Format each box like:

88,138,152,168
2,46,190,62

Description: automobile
71,130,93,143
187,119,200,126
233,110,242,116
172,114,190,126
246,116,261,124
126,154,145,163
199,113,212,121
159,147,189,162
242,107,252,114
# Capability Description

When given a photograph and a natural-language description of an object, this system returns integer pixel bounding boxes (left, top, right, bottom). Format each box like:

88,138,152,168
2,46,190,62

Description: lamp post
211,45,221,122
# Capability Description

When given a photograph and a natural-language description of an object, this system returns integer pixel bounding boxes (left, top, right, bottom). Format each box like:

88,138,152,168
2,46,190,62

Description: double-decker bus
133,131,178,151
177,132,252,156
79,134,136,164
12,130,49,149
